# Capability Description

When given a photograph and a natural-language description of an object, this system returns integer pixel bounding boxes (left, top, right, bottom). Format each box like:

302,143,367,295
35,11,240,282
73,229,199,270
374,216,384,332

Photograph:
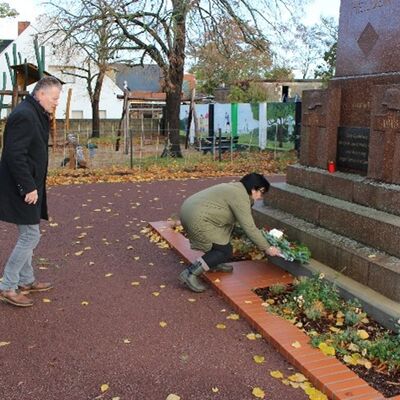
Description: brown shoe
18,281,53,293
0,290,33,307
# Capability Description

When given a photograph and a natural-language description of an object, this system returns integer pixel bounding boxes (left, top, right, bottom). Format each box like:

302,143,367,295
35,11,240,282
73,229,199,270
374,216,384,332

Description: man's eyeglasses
258,188,266,194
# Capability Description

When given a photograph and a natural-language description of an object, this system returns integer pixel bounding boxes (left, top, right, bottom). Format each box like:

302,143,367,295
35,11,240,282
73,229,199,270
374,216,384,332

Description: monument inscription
336,127,370,173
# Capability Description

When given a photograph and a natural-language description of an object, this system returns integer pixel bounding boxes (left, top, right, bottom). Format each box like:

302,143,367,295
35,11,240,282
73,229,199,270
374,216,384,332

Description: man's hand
265,246,281,257
25,189,38,204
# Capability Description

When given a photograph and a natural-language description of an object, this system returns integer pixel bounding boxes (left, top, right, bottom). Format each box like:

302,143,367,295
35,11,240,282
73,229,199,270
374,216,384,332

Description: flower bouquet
262,228,311,264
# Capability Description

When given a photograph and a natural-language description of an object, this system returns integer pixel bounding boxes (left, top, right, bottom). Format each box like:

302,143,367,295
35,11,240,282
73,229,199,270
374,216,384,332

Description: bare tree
106,0,307,157
40,0,125,137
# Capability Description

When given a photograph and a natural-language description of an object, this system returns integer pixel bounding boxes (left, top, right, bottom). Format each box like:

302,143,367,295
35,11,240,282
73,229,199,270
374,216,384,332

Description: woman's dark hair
240,173,270,194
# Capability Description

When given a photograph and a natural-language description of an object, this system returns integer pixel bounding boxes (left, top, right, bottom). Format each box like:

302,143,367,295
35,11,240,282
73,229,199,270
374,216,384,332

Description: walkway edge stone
150,220,400,400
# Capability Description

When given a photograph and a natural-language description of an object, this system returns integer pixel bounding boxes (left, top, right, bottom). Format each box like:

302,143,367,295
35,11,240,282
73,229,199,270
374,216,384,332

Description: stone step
287,164,400,217
265,182,400,258
253,203,400,305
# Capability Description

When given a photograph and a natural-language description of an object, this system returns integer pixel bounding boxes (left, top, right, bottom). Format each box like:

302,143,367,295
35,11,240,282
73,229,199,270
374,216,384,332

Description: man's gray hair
32,76,62,96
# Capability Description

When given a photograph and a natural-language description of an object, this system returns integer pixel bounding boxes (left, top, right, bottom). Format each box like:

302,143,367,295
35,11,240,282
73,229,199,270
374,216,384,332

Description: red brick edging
150,221,400,400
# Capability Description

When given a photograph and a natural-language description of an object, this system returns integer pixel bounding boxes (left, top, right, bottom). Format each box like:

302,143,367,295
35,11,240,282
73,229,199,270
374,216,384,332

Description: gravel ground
0,175,308,400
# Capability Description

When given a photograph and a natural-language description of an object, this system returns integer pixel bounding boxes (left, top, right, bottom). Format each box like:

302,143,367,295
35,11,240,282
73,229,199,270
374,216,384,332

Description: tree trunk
161,0,187,158
91,70,105,138
161,88,183,157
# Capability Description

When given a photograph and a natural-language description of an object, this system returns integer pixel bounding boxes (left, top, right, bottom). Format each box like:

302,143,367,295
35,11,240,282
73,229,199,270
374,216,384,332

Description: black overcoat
0,95,50,225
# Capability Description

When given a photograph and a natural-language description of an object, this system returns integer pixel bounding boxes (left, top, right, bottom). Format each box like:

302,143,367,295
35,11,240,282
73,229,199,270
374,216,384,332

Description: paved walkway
0,176,309,400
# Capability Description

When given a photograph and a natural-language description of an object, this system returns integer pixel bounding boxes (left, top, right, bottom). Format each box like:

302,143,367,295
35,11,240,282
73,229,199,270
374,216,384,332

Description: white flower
268,228,284,239
319,273,325,280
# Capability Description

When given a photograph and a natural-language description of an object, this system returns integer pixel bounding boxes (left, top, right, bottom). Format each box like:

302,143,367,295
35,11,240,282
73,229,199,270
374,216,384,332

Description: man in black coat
0,76,62,307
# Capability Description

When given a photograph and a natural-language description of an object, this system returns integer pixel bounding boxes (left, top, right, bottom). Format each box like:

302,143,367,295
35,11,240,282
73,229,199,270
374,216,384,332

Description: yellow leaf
100,383,109,392
288,373,307,383
318,342,335,356
152,292,160,297
166,395,181,400
266,299,275,305
112,397,120,400
159,321,167,328
270,370,284,379
214,278,220,283
105,273,113,277
123,338,131,344
134,256,140,260
0,341,11,347
343,355,358,365
216,323,226,329
244,300,253,304
357,329,369,339
49,222,58,227
289,381,300,389
226,313,240,320
361,317,369,324
252,387,265,399
211,387,219,393
291,341,302,348
246,333,257,340
188,298,196,302
160,284,166,289
84,246,91,250
330,326,341,333
74,251,84,256
253,355,265,364
348,343,359,352
131,281,140,286
42,298,51,303
81,301,89,306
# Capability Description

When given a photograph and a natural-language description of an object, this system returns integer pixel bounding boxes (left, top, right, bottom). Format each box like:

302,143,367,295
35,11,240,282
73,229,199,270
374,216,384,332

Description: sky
1,0,341,39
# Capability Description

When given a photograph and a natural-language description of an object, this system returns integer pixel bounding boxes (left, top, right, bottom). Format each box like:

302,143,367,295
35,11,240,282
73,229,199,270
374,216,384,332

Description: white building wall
0,24,123,119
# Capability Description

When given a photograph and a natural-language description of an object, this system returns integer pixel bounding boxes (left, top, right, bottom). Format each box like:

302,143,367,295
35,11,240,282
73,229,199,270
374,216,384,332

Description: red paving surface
0,175,316,400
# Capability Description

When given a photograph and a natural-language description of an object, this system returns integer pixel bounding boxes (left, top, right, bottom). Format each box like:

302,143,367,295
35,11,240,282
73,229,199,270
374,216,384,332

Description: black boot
179,260,207,292
209,263,233,273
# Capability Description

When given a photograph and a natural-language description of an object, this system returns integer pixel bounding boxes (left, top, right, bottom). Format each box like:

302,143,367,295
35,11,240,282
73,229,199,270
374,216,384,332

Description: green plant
268,283,286,295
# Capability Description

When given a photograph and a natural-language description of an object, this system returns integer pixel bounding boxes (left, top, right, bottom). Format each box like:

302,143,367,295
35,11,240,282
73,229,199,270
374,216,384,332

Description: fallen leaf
211,387,219,393
81,301,89,306
74,251,84,256
105,273,113,277
252,387,265,399
288,373,307,383
159,321,167,328
42,298,51,303
134,256,140,260
100,383,109,392
318,342,335,356
357,329,369,339
188,298,196,302
291,341,302,348
49,222,59,227
0,341,11,347
160,284,166,289
253,355,265,364
226,313,240,320
127,246,133,250
131,281,140,286
123,339,131,344
166,395,180,400
152,292,160,297
270,370,284,379
246,333,257,340
88,261,95,266
214,278,220,283
244,300,253,304
216,323,226,329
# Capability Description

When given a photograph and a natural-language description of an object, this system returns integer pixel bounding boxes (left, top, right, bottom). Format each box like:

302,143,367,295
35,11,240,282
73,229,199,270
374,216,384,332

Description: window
71,110,84,119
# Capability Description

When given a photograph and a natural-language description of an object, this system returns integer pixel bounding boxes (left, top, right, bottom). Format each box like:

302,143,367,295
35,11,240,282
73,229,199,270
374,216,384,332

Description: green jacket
180,182,270,252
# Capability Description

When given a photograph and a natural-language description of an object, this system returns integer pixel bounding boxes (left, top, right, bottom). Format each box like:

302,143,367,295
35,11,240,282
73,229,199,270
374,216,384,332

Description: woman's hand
265,246,281,257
